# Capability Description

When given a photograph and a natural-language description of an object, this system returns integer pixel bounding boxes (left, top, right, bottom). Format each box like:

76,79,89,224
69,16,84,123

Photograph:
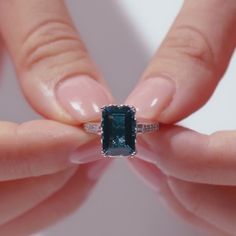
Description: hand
126,0,236,235
0,120,110,235
0,0,114,234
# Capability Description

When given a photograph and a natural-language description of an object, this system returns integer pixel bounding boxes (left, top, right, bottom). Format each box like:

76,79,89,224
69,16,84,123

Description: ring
83,104,159,157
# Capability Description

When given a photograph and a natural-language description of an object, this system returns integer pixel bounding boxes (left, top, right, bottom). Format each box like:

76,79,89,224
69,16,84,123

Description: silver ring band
84,122,159,134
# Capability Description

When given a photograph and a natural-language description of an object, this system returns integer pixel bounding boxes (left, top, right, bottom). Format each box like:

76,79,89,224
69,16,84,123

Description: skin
0,0,111,235
127,0,236,235
0,0,235,235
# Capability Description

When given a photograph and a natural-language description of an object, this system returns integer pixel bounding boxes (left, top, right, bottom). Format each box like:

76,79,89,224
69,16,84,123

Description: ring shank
84,123,102,134
136,123,159,133
84,122,159,134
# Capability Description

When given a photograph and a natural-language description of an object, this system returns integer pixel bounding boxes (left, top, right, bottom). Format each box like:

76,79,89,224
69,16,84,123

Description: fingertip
69,138,103,164
56,75,114,123
128,158,166,192
0,0,115,125
125,76,175,122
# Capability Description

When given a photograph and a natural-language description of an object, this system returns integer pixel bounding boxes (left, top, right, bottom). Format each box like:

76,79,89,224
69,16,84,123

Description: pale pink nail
87,159,110,180
126,77,175,119
136,138,158,165
56,76,113,122
128,159,165,193
70,139,102,164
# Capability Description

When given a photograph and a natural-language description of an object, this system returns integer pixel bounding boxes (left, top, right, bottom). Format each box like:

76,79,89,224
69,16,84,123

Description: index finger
0,0,113,124
126,0,236,123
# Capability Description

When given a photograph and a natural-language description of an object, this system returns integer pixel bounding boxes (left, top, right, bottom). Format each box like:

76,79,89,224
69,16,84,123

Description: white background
0,0,235,235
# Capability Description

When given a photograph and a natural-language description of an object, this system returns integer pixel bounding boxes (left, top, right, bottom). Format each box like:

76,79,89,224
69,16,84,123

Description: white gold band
83,122,159,135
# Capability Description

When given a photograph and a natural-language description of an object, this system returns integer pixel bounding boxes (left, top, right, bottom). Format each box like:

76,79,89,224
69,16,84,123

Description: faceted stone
101,105,136,156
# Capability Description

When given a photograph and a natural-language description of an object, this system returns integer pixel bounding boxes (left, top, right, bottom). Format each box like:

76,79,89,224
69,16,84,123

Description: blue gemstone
102,105,136,156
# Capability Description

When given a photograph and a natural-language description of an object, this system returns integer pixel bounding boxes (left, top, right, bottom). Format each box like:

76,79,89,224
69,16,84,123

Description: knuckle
161,25,215,69
18,20,88,70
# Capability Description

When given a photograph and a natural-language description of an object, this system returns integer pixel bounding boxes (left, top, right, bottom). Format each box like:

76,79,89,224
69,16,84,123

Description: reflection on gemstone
102,105,136,157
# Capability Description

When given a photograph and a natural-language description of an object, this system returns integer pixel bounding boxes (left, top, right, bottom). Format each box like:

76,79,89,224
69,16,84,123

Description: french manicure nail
70,139,102,164
126,77,175,119
56,75,113,122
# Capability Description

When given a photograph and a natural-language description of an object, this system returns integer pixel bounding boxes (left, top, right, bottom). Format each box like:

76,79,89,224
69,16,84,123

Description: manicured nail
56,76,113,122
126,77,175,119
87,159,110,180
87,159,111,180
136,138,158,165
128,159,165,192
70,139,102,164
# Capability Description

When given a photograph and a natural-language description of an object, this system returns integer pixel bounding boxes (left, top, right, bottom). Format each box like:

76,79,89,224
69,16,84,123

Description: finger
126,0,236,123
0,160,110,236
0,119,102,180
0,0,114,124
138,125,236,185
0,166,77,225
129,159,230,236
0,39,3,70
168,177,236,235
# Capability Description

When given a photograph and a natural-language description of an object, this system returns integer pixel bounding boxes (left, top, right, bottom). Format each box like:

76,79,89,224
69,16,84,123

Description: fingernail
87,159,111,180
70,139,102,164
126,77,175,119
137,136,169,176
128,159,166,192
136,138,158,165
56,76,113,122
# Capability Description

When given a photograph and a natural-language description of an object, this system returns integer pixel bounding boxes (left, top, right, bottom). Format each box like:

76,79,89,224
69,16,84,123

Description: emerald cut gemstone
101,105,136,157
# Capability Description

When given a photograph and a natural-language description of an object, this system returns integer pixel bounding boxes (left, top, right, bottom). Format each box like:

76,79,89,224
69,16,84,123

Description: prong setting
101,104,136,157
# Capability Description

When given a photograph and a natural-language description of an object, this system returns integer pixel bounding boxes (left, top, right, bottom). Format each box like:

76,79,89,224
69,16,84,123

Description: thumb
0,0,114,124
126,0,236,123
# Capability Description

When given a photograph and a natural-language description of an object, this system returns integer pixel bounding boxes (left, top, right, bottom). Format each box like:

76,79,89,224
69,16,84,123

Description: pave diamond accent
84,123,101,134
136,123,159,133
